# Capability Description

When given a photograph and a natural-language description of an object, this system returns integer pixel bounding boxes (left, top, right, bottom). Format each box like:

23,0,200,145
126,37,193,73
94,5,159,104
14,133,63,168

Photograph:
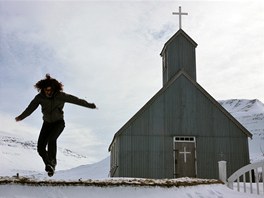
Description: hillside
0,132,91,176
219,99,264,162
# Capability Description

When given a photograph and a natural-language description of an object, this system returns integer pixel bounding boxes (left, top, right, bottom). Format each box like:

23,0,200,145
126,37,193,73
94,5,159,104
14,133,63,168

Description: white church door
173,136,197,178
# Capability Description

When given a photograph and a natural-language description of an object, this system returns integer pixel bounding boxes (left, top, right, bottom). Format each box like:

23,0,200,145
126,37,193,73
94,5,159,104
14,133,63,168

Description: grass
0,176,223,187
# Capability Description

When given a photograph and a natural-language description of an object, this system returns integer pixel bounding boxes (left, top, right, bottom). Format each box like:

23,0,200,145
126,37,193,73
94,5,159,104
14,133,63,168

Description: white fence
225,161,264,195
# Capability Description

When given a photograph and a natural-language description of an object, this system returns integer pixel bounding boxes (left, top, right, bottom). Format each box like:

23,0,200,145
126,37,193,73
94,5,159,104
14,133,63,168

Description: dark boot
45,164,54,177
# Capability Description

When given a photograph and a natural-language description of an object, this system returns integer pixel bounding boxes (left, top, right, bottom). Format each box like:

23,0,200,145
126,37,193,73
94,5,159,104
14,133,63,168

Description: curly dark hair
34,74,63,93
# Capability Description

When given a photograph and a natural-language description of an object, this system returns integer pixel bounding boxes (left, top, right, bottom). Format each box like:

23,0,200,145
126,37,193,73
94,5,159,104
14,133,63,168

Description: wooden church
108,10,252,179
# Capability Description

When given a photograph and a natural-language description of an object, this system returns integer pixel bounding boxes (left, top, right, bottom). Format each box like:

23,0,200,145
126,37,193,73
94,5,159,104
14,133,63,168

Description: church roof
109,70,252,150
160,29,198,56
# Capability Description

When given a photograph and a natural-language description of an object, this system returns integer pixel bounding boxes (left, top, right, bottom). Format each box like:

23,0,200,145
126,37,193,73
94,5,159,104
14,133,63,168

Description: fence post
218,161,227,184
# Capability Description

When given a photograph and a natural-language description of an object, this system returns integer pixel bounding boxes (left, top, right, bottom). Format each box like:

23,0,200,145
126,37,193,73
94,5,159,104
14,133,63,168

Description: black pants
37,120,65,168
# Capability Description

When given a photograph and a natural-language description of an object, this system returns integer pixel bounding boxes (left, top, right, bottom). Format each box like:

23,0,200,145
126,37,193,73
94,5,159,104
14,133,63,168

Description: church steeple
160,7,197,86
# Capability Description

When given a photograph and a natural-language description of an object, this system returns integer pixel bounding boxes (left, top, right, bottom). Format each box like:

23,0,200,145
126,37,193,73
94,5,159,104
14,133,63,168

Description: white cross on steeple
172,6,188,29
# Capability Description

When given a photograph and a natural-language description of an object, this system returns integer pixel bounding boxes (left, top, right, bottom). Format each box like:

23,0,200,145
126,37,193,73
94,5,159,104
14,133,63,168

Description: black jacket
17,92,96,123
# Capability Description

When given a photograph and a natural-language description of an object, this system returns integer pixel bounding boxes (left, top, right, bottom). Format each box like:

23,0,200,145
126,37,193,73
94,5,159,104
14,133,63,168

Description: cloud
0,113,39,140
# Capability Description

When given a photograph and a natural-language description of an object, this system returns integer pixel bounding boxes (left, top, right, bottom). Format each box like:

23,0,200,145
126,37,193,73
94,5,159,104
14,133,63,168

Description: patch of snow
0,182,262,198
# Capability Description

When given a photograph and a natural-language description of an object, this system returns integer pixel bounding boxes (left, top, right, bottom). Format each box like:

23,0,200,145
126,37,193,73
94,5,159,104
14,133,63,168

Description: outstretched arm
15,96,40,122
62,92,97,109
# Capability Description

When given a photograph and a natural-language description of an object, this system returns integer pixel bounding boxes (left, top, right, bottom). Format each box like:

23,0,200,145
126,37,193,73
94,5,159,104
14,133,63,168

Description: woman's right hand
15,116,22,122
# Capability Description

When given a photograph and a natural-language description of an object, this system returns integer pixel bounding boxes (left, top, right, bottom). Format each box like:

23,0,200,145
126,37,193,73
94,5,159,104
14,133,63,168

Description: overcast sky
0,0,263,163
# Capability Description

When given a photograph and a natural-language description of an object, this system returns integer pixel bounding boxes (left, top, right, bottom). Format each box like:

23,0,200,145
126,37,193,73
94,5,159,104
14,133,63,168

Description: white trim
174,136,196,143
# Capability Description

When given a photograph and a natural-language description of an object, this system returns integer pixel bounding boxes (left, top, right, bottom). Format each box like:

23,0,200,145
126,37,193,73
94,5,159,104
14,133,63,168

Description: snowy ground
0,178,262,198
0,157,263,198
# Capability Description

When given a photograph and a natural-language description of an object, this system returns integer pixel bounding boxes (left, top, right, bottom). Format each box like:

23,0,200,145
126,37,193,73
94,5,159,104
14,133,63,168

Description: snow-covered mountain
0,131,91,176
219,99,264,162
0,99,263,178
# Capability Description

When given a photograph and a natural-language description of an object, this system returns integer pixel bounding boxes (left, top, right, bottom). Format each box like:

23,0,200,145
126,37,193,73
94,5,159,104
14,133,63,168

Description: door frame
173,136,197,178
